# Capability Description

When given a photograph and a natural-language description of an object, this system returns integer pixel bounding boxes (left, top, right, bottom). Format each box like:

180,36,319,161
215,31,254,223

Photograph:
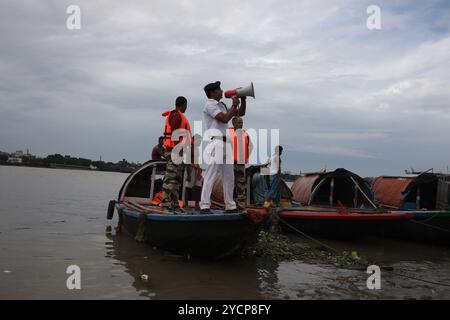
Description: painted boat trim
279,211,414,220
391,210,450,218
116,204,243,221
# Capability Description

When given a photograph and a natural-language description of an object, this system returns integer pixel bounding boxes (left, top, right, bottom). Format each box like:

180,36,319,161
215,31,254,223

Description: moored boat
372,173,450,245
277,208,414,240
107,160,267,259
212,166,415,240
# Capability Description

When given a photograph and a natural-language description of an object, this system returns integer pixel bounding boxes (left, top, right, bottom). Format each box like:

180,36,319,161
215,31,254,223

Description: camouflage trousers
234,164,246,211
161,151,185,208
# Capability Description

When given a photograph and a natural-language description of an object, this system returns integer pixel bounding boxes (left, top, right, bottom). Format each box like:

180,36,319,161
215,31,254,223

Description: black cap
204,81,221,97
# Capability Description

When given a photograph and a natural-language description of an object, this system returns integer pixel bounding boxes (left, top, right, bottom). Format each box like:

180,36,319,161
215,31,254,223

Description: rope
350,176,377,209
115,211,123,234
409,219,450,234
272,211,340,254
412,210,442,223
273,210,450,288
122,202,148,242
388,270,450,288
134,212,147,243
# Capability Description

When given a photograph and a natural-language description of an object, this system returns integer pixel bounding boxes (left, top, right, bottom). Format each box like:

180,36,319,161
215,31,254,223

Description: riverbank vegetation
0,153,140,173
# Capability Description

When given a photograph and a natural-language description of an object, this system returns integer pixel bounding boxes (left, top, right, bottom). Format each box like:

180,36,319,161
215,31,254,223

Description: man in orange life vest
229,116,253,213
161,96,192,213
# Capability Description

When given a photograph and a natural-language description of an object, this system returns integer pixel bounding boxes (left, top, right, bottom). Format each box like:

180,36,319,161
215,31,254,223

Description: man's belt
210,136,227,142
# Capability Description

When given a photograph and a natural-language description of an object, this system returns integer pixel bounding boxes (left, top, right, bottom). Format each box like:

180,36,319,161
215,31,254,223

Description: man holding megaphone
200,81,251,214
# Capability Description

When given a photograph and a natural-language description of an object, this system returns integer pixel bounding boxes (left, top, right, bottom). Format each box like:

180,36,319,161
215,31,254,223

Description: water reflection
104,226,450,299
105,228,263,299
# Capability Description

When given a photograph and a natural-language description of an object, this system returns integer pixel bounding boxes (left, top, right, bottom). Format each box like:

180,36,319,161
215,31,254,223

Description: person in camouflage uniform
161,96,191,213
230,116,252,213
161,151,186,210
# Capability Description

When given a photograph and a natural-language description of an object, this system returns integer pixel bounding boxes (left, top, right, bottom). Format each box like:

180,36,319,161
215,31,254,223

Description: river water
1,165,450,299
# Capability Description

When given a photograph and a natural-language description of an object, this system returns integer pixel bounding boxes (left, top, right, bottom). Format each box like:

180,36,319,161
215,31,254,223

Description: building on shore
7,157,23,164
6,150,34,164
7,150,23,163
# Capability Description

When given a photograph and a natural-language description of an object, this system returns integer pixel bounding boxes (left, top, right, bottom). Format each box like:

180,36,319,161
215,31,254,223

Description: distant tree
77,158,92,167
43,154,65,164
92,161,106,170
0,153,8,163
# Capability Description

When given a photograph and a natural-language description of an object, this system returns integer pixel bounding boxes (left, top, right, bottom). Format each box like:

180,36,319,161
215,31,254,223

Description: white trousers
200,140,236,210
200,162,236,210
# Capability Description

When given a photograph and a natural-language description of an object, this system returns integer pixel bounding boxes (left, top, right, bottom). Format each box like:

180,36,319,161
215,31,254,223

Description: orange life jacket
153,191,185,208
229,128,249,164
162,110,192,149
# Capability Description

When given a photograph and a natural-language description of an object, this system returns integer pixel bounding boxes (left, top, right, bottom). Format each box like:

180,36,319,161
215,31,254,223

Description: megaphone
224,82,255,99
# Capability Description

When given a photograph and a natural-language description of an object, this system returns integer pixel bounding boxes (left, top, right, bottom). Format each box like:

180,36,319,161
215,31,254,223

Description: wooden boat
107,160,268,259
277,171,450,244
372,173,450,245
212,166,415,240
277,207,414,240
114,203,264,259
372,173,450,210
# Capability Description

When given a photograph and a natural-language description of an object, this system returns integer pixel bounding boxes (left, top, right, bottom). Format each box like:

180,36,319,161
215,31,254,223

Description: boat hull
388,211,450,246
278,210,414,240
117,205,261,259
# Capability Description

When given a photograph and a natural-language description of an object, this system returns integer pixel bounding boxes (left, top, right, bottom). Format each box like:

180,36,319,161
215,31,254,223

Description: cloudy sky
0,0,449,176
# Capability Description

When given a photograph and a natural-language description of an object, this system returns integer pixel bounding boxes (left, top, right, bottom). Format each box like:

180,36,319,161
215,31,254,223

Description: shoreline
0,163,132,174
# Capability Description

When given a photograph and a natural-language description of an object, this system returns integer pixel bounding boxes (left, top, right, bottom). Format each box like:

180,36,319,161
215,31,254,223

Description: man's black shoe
161,206,172,214
173,207,185,215
225,209,239,214
199,209,211,215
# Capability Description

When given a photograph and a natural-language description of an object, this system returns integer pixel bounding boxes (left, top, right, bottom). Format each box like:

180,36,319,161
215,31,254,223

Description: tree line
0,153,140,173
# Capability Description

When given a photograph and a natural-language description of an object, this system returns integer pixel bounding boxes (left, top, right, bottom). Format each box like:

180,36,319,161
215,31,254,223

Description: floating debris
242,230,328,261
140,274,149,281
335,251,367,268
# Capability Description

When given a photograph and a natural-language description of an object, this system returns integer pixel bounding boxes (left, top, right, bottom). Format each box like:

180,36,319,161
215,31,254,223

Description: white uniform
267,153,280,175
200,99,237,210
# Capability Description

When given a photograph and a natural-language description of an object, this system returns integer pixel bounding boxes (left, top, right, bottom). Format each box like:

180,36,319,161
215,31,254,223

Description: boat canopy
118,160,167,203
291,168,375,208
373,173,450,210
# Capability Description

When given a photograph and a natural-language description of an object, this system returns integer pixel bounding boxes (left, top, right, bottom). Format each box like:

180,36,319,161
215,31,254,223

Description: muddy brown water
1,165,450,299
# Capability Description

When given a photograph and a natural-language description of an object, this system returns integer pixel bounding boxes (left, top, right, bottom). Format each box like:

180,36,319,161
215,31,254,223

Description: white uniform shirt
203,99,229,135
267,153,280,175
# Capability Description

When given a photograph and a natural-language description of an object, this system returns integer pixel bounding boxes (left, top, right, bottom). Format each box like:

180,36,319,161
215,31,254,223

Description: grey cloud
1,0,449,176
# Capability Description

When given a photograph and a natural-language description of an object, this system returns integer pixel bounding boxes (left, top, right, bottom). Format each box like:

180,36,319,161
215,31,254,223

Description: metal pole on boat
329,178,334,207
149,165,156,200
307,178,327,206
349,176,377,209
353,183,358,208
246,174,251,206
181,167,187,205
416,186,421,209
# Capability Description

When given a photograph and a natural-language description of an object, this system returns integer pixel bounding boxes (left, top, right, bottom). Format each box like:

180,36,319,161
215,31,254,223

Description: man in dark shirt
151,136,165,160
